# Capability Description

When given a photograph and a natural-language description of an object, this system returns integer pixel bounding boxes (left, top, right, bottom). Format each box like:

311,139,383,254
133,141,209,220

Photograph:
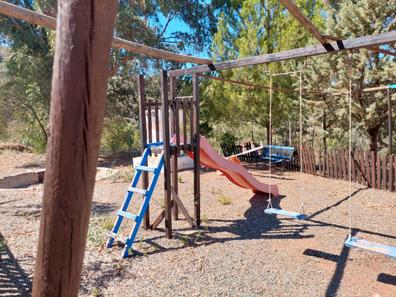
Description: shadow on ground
0,233,32,296
129,193,313,257
86,190,396,294
91,202,117,216
98,151,141,168
82,193,314,292
16,161,44,169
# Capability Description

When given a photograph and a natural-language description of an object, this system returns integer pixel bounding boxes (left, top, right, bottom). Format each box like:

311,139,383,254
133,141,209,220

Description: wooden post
388,88,393,155
32,1,116,296
170,77,179,220
192,74,201,227
182,99,188,153
161,70,172,239
138,75,150,229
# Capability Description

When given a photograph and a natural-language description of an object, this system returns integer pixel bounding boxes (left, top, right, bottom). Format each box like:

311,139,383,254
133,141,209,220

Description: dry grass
217,194,232,205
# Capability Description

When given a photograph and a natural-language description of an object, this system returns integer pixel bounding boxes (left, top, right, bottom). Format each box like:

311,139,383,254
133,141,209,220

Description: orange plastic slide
188,136,279,196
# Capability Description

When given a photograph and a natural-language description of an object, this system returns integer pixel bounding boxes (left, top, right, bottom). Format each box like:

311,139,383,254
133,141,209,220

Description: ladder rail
106,148,151,249
123,153,164,257
107,147,165,258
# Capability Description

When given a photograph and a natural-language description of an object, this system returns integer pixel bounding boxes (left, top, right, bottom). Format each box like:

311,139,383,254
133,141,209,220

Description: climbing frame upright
137,70,201,239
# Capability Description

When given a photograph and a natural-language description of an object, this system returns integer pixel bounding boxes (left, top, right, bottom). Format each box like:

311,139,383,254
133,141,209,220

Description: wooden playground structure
1,0,396,295
137,73,201,238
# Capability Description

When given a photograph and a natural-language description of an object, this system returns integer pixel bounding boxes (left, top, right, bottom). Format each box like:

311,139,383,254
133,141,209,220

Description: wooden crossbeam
150,209,166,230
325,35,396,58
169,31,396,77
281,0,396,58
279,0,329,45
0,0,212,65
171,188,194,228
149,193,194,230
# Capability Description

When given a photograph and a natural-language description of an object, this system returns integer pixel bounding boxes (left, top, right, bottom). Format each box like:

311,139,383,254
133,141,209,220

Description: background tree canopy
0,0,395,155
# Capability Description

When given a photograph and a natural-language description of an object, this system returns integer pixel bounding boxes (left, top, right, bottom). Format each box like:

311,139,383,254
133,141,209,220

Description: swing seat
345,236,396,259
264,208,307,220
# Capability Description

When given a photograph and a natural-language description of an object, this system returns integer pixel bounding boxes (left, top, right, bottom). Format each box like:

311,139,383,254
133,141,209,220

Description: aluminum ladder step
116,210,137,221
128,187,147,195
135,165,157,173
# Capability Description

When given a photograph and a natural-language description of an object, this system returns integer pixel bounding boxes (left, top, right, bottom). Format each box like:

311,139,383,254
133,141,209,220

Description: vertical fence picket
353,150,357,183
382,155,387,190
360,150,366,185
370,152,375,189
365,151,371,187
393,156,396,192
147,103,152,143
389,155,394,192
182,99,188,153
154,104,159,142
189,98,194,149
318,152,322,176
341,149,346,180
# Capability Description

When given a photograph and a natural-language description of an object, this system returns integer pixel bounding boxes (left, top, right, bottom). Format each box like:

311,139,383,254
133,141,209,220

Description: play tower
137,71,202,238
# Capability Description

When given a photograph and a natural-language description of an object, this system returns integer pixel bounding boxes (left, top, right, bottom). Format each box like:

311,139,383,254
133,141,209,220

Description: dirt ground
0,150,395,297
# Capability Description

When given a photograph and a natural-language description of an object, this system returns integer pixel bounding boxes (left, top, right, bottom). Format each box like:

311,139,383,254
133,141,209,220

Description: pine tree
203,0,328,144
326,0,395,153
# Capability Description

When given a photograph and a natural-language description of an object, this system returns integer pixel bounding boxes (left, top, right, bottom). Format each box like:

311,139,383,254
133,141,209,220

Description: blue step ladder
106,143,164,258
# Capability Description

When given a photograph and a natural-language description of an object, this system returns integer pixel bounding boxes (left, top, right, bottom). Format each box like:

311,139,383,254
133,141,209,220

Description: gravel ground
0,151,395,297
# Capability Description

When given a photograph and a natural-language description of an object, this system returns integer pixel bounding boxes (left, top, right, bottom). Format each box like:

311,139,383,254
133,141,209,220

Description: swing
344,56,396,259
345,236,396,259
264,205,307,220
264,71,307,220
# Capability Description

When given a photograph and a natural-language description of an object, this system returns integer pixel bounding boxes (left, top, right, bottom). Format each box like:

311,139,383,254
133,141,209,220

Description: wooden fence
220,142,261,162
223,143,396,192
316,150,396,192
294,147,396,192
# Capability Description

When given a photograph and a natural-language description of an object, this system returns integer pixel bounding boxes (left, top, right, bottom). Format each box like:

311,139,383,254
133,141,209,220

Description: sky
155,4,213,59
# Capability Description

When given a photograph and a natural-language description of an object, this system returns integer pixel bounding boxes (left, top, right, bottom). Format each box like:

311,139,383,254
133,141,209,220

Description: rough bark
32,1,117,296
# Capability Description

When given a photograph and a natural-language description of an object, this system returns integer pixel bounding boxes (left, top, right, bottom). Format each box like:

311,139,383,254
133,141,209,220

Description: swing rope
267,75,273,208
299,70,306,215
347,51,353,237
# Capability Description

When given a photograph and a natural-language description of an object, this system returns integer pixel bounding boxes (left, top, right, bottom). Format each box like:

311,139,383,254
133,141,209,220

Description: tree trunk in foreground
32,1,117,296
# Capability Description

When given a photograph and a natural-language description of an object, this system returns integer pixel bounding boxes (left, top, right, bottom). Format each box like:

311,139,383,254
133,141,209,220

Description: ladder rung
128,187,147,195
135,165,157,173
116,210,137,221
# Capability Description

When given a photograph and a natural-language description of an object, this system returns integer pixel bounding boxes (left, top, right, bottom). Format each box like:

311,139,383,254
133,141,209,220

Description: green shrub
101,117,140,153
6,119,47,153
